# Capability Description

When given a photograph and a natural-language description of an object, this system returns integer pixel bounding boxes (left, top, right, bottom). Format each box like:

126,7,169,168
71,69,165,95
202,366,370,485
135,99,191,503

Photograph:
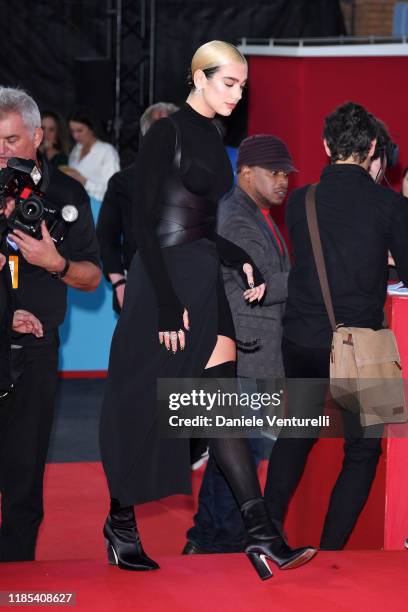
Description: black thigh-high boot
204,362,317,580
103,498,159,571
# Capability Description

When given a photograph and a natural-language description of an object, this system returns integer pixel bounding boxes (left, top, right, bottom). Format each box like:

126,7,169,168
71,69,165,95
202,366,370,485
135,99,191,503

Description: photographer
0,87,101,562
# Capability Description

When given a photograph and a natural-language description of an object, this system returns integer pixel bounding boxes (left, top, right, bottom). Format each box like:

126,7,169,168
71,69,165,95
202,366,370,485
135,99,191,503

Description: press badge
8,255,19,289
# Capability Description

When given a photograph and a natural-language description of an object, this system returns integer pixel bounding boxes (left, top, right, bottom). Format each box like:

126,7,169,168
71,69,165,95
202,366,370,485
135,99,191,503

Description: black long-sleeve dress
100,103,262,506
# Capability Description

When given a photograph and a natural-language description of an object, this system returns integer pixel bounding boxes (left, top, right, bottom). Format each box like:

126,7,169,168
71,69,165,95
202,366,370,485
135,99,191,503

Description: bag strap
305,184,337,333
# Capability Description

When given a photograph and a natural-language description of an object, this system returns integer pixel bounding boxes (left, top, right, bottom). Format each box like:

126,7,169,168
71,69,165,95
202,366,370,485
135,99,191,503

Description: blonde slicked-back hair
188,40,247,88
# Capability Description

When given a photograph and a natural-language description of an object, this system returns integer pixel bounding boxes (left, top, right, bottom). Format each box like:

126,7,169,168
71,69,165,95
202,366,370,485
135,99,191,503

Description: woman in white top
64,110,120,203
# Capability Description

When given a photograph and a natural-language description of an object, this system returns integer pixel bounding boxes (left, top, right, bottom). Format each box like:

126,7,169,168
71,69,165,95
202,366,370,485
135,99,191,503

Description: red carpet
36,462,203,561
3,553,408,611
1,463,407,610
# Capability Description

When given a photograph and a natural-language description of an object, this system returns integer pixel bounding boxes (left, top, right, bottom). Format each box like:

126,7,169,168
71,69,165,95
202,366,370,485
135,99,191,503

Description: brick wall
341,0,400,36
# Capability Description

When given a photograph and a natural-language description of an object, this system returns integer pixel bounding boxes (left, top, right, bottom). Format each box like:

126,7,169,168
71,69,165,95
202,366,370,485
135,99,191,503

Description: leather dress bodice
155,117,217,247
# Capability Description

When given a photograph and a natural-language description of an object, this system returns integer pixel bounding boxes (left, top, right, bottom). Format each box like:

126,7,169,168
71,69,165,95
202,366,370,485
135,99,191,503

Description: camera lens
19,197,44,221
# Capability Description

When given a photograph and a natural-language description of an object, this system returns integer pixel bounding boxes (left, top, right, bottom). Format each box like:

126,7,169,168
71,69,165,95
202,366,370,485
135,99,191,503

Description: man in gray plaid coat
183,135,297,554
218,134,294,380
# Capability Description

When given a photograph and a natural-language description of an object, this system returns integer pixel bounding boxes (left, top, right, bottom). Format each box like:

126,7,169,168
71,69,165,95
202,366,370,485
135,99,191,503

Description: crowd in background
37,105,408,303
39,106,408,218
39,108,120,209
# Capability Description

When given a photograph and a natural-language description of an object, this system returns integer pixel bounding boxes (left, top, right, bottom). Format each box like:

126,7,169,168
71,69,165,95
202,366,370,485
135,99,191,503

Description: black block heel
241,498,317,580
246,551,274,581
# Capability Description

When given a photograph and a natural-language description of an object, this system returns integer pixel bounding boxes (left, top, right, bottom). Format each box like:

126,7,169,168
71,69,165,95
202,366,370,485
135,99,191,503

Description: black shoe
182,540,214,555
241,498,317,580
103,499,159,571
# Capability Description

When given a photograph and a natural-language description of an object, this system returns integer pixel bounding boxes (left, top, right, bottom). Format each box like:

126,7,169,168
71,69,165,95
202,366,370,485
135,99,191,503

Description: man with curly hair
264,101,408,550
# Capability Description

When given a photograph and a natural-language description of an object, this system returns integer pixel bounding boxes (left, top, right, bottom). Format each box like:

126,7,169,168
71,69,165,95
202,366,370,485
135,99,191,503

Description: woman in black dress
100,40,316,580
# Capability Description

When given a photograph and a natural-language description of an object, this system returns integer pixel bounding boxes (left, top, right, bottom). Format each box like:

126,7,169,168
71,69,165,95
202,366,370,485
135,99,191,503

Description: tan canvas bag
305,184,407,427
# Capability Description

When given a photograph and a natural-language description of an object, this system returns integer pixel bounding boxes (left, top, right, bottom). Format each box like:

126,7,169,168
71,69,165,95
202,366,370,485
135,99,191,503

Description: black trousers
264,337,382,550
0,265,13,394
0,338,59,561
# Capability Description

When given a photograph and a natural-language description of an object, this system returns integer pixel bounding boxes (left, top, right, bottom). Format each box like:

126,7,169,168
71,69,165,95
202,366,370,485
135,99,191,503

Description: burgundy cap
237,134,298,173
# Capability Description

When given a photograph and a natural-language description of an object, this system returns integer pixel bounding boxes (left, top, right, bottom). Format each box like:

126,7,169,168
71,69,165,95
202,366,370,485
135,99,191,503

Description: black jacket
96,164,138,276
0,225,12,391
283,163,408,348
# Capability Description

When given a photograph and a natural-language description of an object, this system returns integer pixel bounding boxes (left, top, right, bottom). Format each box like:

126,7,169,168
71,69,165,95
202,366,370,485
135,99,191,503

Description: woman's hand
0,253,6,271
242,263,266,303
159,308,190,353
12,309,44,338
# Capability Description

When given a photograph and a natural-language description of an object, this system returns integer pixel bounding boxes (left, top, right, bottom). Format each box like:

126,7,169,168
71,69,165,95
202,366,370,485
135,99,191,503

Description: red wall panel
247,55,408,230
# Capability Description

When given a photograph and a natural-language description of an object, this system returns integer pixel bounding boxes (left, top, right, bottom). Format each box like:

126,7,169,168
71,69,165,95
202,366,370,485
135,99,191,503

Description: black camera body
0,157,78,244
8,191,76,243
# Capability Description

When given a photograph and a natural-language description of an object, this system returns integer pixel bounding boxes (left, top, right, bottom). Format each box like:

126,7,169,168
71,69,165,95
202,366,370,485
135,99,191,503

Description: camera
0,157,78,243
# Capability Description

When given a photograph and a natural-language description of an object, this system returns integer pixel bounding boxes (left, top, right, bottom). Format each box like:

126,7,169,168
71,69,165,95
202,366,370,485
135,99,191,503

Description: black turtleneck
131,103,262,330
